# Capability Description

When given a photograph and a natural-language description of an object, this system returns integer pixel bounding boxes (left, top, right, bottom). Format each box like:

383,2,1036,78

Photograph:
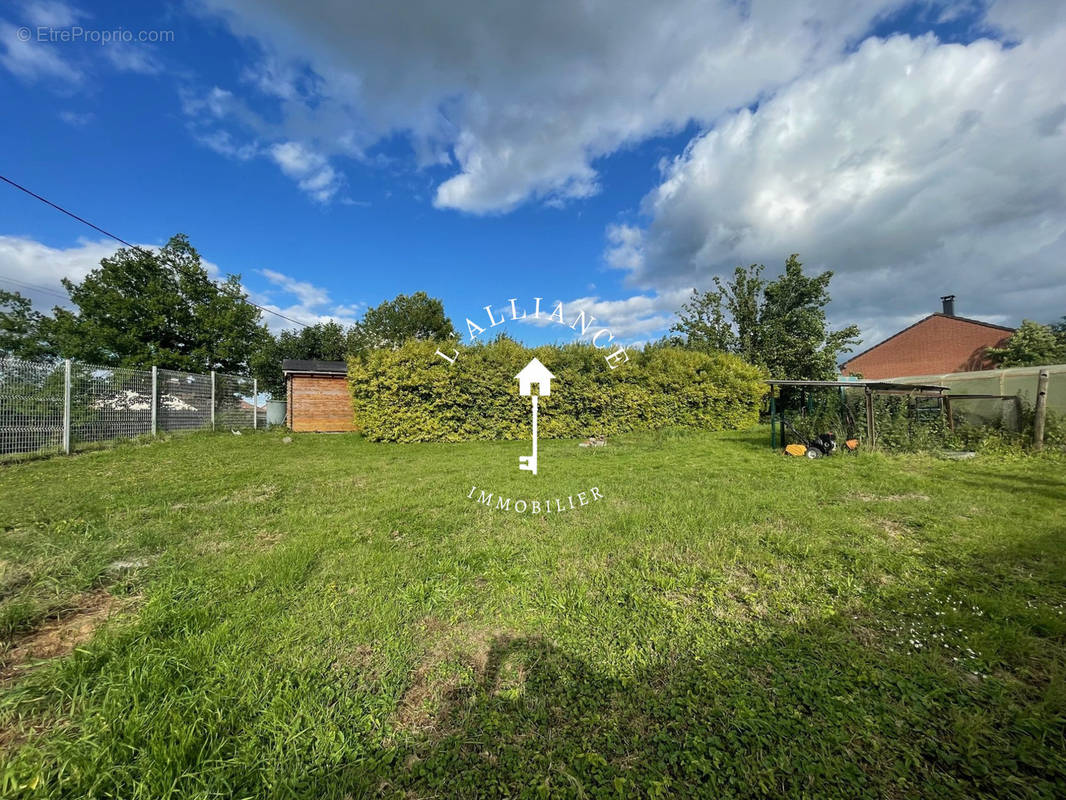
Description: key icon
515,358,554,476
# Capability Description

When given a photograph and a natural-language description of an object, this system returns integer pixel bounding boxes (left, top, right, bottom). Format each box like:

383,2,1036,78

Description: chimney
940,294,956,316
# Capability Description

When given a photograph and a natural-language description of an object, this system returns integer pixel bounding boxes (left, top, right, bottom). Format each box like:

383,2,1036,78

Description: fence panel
156,369,213,433
0,356,65,456
215,373,256,430
71,363,153,444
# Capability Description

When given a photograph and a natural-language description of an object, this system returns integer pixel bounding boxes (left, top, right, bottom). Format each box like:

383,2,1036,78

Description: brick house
840,296,1013,380
282,359,357,432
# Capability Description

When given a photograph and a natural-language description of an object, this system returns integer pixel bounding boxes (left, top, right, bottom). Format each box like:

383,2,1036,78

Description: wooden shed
282,360,357,432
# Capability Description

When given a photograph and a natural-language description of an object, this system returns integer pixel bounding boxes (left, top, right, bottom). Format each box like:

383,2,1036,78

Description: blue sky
1,0,1063,349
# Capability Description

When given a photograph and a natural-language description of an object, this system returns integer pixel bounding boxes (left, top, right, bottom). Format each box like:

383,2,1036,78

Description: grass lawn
1,428,1064,798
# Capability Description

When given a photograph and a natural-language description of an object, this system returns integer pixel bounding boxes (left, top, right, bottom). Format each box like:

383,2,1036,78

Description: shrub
347,339,767,442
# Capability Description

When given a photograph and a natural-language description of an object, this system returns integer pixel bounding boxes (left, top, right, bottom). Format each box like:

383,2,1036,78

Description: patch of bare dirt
1,590,126,683
394,623,516,736
878,519,910,539
254,529,285,547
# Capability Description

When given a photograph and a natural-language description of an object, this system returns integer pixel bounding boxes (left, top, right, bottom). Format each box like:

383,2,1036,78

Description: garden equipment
779,410,836,458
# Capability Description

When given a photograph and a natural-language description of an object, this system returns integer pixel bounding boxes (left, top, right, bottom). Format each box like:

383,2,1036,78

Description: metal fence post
252,378,258,429
151,366,158,436
62,359,71,454
210,370,216,430
864,385,876,450
1033,369,1049,452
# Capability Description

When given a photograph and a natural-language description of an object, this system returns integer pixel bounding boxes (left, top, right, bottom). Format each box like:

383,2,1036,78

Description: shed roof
282,359,348,376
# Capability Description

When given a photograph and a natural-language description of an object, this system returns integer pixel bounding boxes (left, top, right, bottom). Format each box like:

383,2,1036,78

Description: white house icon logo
515,357,554,476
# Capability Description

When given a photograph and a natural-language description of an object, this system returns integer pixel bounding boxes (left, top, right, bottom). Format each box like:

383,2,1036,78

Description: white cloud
240,57,309,101
181,87,347,201
1,1,164,88
0,236,221,310
190,0,903,213
0,20,82,83
558,289,695,340
0,236,118,308
0,236,353,336
268,141,344,203
259,268,330,307
516,288,693,342
610,29,1066,343
251,268,361,332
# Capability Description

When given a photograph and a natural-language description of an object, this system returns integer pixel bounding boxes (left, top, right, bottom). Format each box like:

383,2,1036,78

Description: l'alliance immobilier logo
434,296,631,515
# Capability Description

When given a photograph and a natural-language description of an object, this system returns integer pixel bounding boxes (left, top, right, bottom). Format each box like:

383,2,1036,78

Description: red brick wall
841,315,1011,379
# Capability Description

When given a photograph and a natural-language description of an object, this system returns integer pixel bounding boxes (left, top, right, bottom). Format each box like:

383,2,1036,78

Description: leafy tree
348,291,456,356
986,319,1064,367
672,254,860,380
49,234,268,372
1051,316,1066,351
251,321,350,397
0,289,56,360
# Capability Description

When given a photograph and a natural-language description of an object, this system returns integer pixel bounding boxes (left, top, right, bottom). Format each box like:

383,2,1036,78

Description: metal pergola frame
765,380,949,450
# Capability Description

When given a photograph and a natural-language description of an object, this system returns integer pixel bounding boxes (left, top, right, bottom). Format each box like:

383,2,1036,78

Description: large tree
0,289,56,360
672,254,860,380
986,319,1064,367
49,234,268,373
347,291,456,356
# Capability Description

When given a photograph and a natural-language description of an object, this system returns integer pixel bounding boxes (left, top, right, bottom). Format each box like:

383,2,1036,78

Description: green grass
0,428,1064,798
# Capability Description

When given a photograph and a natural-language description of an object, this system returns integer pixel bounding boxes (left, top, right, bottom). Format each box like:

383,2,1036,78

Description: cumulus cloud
556,289,695,341
268,141,344,203
0,234,228,308
515,287,694,342
0,236,122,308
190,0,903,212
0,236,355,335
611,29,1066,344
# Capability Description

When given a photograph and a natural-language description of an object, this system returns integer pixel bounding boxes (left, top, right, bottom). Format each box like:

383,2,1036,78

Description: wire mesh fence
0,354,262,459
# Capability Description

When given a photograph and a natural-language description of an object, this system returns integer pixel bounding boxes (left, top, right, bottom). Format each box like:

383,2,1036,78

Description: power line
0,274,72,303
1,175,136,247
0,173,309,329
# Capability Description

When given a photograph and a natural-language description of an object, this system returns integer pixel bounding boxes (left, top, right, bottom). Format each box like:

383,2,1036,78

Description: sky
0,0,1063,353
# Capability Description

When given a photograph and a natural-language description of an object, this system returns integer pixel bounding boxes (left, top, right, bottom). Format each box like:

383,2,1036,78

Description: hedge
347,339,768,442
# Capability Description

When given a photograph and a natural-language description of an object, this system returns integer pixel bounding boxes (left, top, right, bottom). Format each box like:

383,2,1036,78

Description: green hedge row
347,339,767,442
